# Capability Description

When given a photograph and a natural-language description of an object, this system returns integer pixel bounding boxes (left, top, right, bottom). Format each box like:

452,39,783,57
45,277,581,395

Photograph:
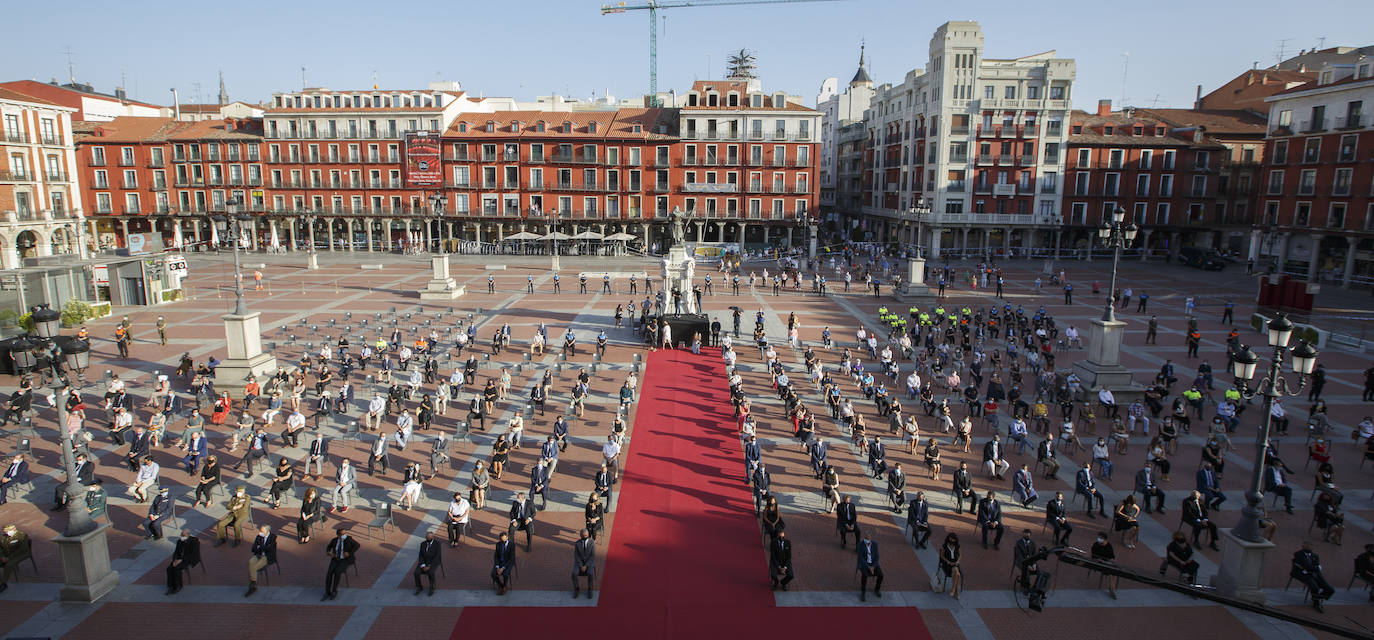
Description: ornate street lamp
212,196,248,316
1096,206,1139,322
1227,314,1318,542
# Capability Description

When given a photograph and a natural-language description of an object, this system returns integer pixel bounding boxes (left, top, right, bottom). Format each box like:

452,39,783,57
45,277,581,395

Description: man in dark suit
1291,542,1336,612
165,529,201,595
572,528,595,599
1075,462,1107,517
0,390,30,426
809,437,828,479
322,527,359,600
367,431,390,476
1134,464,1166,514
868,436,888,479
857,532,883,601
1046,491,1073,545
0,454,31,504
231,428,270,473
1263,464,1294,514
1195,462,1225,510
982,434,1010,480
977,490,1006,549
836,494,860,548
769,530,795,591
1037,434,1060,478
907,491,931,548
952,461,975,514
509,492,536,551
125,426,151,472
1182,490,1220,550
413,530,442,596
1012,529,1040,592
751,462,771,514
491,532,515,595
143,487,172,539
529,460,550,509
52,453,95,511
886,462,907,512
306,435,328,479
743,435,761,482
245,524,278,597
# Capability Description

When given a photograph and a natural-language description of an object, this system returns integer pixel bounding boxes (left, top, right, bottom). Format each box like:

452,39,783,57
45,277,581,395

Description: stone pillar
1307,234,1324,281
1024,229,1036,259
119,219,130,247
365,219,374,252
215,311,278,392
786,226,793,248
717,224,725,243
1342,236,1357,288
1169,231,1181,262
247,223,258,252
1275,232,1289,267
1248,230,1262,263
1052,229,1061,258
1140,230,1153,260
384,219,394,251
737,223,747,248
961,228,970,256
191,220,201,245
1002,229,1011,257
305,220,316,251
474,223,481,245
419,254,465,299
930,227,943,258
172,222,184,249
1211,530,1275,604
286,220,296,251
346,220,355,252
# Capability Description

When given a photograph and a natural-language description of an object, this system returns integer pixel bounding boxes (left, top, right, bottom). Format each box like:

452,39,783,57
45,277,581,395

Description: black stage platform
651,313,709,347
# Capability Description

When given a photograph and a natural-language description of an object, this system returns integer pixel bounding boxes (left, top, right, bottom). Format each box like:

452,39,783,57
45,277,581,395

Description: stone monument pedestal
661,246,697,314
53,523,120,602
306,252,319,270
896,257,934,302
1072,316,1142,398
1211,529,1274,604
419,255,465,300
214,311,279,395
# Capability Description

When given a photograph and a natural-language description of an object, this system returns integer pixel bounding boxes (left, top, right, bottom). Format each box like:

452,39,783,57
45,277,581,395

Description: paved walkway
0,251,1371,640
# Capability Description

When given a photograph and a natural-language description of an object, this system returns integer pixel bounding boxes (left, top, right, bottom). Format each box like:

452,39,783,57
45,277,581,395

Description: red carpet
455,348,935,639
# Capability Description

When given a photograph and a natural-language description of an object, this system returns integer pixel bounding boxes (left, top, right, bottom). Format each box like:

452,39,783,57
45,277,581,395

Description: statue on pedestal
669,208,693,248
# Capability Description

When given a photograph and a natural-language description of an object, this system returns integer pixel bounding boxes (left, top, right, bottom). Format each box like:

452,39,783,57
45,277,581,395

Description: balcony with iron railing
976,154,995,165
4,131,30,144
1300,118,1327,133
40,134,61,146
1334,114,1365,130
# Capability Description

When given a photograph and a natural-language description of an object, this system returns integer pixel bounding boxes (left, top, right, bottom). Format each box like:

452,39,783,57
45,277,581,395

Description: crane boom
600,0,841,106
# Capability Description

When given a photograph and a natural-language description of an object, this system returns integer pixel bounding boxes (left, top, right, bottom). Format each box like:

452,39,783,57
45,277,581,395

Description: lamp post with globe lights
1211,314,1318,604
23,304,118,601
1072,206,1140,393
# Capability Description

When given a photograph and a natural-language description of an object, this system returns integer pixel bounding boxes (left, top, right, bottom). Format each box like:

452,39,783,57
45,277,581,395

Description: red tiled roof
0,86,63,107
76,116,263,143
445,109,677,139
1271,73,1374,96
1134,109,1267,136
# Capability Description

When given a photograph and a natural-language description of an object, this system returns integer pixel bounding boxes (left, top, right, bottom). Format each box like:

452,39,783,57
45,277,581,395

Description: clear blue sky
10,0,1372,110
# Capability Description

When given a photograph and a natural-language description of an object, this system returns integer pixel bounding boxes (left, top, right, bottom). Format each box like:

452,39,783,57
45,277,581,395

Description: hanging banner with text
404,131,442,188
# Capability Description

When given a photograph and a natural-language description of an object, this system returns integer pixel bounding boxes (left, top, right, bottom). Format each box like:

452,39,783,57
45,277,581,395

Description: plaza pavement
0,250,1371,640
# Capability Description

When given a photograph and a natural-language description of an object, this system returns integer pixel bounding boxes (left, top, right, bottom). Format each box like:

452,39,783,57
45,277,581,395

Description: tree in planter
61,300,93,327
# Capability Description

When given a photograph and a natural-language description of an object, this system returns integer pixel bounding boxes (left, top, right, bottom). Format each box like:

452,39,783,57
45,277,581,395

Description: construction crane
600,0,841,107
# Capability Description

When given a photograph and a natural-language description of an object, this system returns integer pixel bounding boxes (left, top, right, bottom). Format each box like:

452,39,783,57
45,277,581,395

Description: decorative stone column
1306,234,1324,281
1342,237,1357,288
1212,529,1275,604
419,254,465,299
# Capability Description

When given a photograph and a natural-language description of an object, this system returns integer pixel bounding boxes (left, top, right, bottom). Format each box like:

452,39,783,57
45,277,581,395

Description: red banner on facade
404,132,442,188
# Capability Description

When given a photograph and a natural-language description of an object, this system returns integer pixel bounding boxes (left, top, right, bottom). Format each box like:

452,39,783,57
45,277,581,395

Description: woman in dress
417,395,434,431
820,464,841,513
490,434,510,480
470,460,490,510
760,495,785,542
269,457,295,509
939,532,963,598
924,439,943,480
193,455,221,507
1114,494,1141,549
399,462,423,510
209,392,232,425
297,487,321,542
585,492,605,541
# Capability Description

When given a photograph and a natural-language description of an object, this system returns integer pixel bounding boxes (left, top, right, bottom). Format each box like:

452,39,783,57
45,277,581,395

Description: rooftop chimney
170,88,180,120
1194,84,1202,110
1096,99,1112,117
